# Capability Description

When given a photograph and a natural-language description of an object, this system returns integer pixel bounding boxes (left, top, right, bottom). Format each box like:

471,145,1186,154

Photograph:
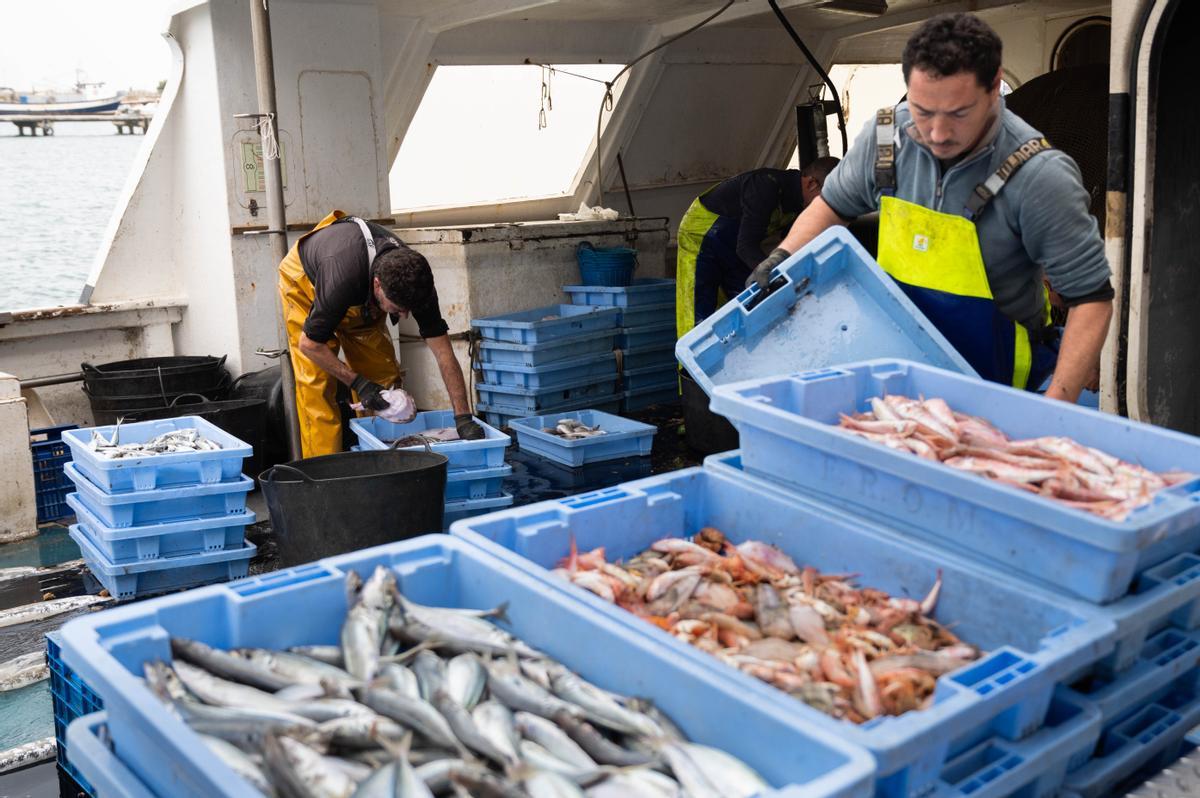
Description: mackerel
431,687,515,768
263,734,356,798
172,637,293,692
360,686,463,753
446,653,487,710
198,735,276,796
549,670,662,737
485,659,581,720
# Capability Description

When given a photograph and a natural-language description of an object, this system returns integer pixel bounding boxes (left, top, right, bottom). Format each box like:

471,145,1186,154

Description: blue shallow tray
509,409,656,467
617,320,675,350
349,411,509,471
563,278,676,307
58,535,875,798
68,493,251,564
622,382,680,411
615,301,675,329
619,342,677,371
475,396,623,430
70,525,255,600
475,376,620,414
451,464,1116,798
444,464,511,502
476,328,617,367
64,462,253,528
63,417,252,493
443,492,515,528
478,351,617,389
472,304,620,344
621,363,678,391
676,226,974,396
709,359,1200,604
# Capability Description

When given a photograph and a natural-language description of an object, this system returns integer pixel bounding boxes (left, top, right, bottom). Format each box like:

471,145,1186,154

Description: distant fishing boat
0,79,123,116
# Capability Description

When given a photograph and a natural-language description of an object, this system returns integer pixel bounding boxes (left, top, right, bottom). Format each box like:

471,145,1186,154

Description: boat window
390,64,624,210
786,63,905,166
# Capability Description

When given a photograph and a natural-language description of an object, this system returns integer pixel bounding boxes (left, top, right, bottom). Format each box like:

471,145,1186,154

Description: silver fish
431,688,515,768
275,683,329,702
584,770,682,798
549,671,662,737
551,711,656,768
199,734,277,797
263,734,356,798
360,687,463,753
524,769,588,798
519,740,595,780
447,766,527,798
391,596,539,658
514,712,596,770
172,638,293,692
289,645,345,667
412,650,447,701
446,653,487,710
317,714,408,750
350,761,403,798
172,660,300,715
471,700,522,765
659,741,768,798
486,659,581,720
379,663,420,698
412,758,472,793
0,652,49,692
238,648,361,691
343,605,386,683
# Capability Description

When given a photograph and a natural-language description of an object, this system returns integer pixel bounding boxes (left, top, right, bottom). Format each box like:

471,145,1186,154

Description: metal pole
248,0,303,461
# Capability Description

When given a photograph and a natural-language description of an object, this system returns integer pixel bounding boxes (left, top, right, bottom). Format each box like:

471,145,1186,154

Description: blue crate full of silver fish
62,417,252,493
450,463,1117,798
57,535,876,798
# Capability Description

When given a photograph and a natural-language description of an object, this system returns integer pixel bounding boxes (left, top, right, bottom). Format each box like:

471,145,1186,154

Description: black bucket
124,394,269,482
83,373,232,426
81,355,229,398
259,449,448,567
680,370,739,455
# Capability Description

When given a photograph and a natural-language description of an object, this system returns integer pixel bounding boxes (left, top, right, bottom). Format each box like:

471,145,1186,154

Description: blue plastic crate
67,494,251,564
48,631,103,798
477,327,617,367
32,424,75,490
478,350,617,389
617,320,676,350
443,492,515,528
709,359,1200,604
63,417,253,494
58,534,876,798
926,691,1100,798
563,278,675,308
37,485,72,524
1061,678,1200,798
70,525,255,600
444,464,511,502
476,395,623,430
615,301,675,329
675,227,974,398
621,363,678,391
475,375,620,414
619,342,677,371
450,464,1116,798
511,447,653,491
621,382,680,412
509,409,656,467
472,304,620,344
66,712,155,798
349,411,509,472
63,462,253,528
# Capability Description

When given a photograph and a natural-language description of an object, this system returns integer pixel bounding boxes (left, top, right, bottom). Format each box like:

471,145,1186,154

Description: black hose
768,0,849,154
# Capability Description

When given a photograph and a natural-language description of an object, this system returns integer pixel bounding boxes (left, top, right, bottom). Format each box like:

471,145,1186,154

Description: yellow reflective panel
877,196,993,300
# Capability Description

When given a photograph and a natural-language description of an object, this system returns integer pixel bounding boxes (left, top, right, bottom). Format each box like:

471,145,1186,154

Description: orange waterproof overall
278,210,401,458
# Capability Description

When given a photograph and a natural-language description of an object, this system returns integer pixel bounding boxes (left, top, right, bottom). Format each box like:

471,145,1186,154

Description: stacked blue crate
61,417,257,600
562,278,678,411
31,424,78,523
350,410,514,527
472,303,622,427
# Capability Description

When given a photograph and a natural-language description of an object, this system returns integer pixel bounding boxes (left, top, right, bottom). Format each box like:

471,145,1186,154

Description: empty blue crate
622,382,680,411
563,277,675,307
477,327,616,367
479,351,617,390
617,320,675,351
443,492,516,528
48,631,103,798
66,713,155,798
63,417,252,494
67,493,251,564
472,304,619,345
509,409,655,466
475,374,620,415
451,463,1117,798
622,363,677,391
70,525,255,600
709,359,1200,604
58,535,874,798
64,462,252,528
476,395,622,430
445,464,511,502
614,301,675,329
675,226,973,398
350,410,509,471
620,342,677,371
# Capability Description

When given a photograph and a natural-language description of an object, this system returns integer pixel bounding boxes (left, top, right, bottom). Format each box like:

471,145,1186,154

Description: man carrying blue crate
748,13,1113,404
278,211,485,458
676,157,840,338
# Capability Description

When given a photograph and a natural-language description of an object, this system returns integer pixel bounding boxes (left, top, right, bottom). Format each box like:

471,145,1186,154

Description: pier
4,113,151,136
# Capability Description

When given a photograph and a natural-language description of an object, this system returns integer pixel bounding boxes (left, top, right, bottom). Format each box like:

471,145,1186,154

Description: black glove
350,375,390,412
454,413,486,441
745,247,791,291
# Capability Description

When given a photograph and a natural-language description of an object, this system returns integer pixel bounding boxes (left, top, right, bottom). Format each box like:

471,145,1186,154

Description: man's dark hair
801,156,840,186
902,13,1002,89
375,247,434,311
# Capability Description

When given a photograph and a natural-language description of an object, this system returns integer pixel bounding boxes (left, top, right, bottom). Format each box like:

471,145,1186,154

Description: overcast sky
0,1,171,93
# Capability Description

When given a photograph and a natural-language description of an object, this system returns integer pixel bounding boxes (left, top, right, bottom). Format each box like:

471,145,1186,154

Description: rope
257,112,280,160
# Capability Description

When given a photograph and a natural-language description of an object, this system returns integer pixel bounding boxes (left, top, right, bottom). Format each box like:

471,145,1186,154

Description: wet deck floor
0,404,700,795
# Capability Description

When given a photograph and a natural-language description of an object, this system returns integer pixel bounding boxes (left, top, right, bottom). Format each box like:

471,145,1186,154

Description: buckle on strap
874,106,897,196
963,136,1053,220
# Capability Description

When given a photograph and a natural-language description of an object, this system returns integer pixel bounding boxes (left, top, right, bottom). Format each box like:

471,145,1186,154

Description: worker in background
749,13,1112,403
278,210,485,458
676,157,840,338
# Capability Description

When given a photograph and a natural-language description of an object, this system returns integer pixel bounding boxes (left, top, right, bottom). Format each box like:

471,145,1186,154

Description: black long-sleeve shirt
698,169,806,269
